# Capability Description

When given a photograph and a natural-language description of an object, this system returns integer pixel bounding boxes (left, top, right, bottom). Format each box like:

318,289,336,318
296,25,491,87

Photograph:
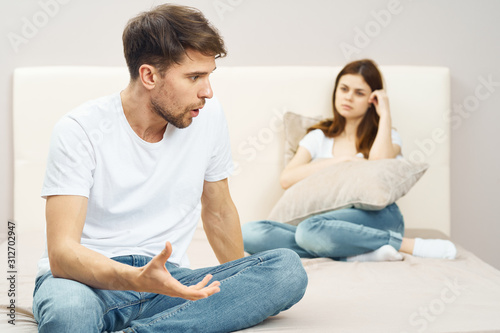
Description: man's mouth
190,109,200,117
188,101,205,118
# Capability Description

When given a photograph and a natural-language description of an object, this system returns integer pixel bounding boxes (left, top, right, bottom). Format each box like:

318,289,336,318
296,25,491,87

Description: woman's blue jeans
32,249,307,333
243,204,405,260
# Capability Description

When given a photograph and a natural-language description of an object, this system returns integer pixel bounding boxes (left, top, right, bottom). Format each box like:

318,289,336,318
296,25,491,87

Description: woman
242,59,456,262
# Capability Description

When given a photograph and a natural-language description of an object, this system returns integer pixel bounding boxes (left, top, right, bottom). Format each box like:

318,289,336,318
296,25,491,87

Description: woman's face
334,74,372,121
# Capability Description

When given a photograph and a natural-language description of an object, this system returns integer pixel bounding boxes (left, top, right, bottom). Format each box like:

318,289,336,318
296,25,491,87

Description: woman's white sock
412,238,457,259
347,245,403,262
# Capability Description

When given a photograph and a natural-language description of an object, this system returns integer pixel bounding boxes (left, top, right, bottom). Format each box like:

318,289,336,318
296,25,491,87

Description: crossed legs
33,249,308,333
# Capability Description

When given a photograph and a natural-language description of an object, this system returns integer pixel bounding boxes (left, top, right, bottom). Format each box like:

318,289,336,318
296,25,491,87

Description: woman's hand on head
369,89,390,118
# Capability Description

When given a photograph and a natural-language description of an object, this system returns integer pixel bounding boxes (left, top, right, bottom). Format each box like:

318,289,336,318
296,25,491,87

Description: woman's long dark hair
307,59,384,158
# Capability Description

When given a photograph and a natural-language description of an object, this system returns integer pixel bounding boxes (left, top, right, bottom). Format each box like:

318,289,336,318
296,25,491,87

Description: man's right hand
132,241,221,300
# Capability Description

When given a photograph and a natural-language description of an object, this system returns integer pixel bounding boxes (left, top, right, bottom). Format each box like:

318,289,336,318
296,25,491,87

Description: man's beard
150,98,198,129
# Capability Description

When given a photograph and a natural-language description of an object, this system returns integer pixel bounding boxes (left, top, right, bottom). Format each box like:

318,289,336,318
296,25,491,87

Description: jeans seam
216,258,264,285
180,256,262,285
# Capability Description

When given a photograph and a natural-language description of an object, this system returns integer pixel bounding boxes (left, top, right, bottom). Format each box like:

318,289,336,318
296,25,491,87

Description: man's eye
190,76,199,81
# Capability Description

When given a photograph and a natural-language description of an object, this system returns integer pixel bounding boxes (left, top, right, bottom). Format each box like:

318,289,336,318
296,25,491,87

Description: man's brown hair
123,4,227,80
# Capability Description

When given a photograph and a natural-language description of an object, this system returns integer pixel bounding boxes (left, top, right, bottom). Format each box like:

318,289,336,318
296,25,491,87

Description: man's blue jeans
33,249,307,333
243,204,405,260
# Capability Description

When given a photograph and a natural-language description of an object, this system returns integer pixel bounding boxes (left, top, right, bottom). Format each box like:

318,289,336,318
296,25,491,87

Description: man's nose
199,78,213,99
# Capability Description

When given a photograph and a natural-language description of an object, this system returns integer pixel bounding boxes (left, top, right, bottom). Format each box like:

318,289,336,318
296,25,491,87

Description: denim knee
242,221,270,254
260,249,308,313
34,275,104,332
295,220,322,253
241,221,260,240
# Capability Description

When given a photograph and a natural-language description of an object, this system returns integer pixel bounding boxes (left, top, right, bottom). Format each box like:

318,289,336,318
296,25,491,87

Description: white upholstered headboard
13,66,450,235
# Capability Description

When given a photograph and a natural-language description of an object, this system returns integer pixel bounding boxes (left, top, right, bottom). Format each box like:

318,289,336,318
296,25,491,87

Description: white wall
1,0,499,269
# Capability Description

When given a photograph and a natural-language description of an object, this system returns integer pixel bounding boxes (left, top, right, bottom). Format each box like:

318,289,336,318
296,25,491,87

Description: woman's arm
367,90,401,159
280,146,355,189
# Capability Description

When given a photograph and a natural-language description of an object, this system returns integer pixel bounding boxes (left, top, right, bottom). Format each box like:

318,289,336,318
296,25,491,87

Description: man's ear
138,64,157,91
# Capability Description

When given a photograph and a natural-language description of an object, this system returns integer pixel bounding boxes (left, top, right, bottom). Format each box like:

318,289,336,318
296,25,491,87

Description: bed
3,65,500,332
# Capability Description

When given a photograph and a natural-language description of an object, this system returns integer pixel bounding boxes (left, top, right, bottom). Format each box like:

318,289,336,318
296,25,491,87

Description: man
32,4,307,333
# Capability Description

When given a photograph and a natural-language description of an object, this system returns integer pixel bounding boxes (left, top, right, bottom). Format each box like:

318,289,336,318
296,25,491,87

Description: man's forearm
201,179,244,263
50,240,220,300
46,195,139,291
202,206,244,263
208,229,244,263
49,240,139,291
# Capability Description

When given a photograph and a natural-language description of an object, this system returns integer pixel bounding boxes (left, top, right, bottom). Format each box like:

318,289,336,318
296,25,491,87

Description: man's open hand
134,242,221,300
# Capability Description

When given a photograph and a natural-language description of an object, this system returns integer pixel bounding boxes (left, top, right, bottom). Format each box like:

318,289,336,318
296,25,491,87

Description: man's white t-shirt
299,128,403,160
38,93,233,277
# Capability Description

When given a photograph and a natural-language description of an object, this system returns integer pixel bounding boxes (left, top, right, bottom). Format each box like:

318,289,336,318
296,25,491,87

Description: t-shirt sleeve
204,100,234,182
41,116,96,198
298,129,324,160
